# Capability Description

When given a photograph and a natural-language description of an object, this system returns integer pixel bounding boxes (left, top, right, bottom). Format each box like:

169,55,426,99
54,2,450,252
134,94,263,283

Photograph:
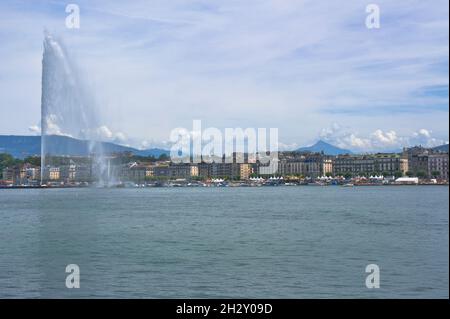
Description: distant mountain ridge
0,135,448,159
296,140,352,155
0,135,169,159
432,143,449,153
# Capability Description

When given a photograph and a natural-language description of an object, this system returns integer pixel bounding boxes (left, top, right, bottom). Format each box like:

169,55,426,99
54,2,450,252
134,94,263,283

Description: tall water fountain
40,33,112,186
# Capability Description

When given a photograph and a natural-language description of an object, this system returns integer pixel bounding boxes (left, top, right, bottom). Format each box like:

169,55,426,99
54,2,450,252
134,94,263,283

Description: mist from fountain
40,32,114,186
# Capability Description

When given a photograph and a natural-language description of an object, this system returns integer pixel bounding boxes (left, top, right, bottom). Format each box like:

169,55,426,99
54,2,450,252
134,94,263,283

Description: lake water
0,186,448,298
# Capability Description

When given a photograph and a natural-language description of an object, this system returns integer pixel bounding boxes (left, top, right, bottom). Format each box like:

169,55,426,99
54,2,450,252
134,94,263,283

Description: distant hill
296,140,352,155
432,143,449,153
2,135,446,159
0,135,169,159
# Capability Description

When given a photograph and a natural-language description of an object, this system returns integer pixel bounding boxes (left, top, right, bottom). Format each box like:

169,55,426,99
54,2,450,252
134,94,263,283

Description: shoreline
0,183,448,189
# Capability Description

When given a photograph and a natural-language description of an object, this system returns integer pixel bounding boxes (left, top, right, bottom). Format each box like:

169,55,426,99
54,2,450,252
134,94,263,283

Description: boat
343,183,354,187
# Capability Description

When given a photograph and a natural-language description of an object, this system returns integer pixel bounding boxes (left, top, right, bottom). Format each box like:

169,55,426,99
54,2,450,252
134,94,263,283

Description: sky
0,0,448,152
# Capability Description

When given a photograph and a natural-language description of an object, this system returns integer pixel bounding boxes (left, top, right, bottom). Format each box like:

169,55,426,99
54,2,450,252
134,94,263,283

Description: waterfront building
65,163,92,183
333,155,373,176
190,165,199,177
302,158,321,178
75,164,93,182
151,164,199,179
400,158,409,174
403,146,428,175
427,154,449,179
145,166,154,178
277,161,299,176
210,163,238,179
153,165,170,178
372,153,405,175
333,153,405,177
120,162,153,183
59,161,77,182
23,164,40,184
2,167,15,184
257,160,279,176
276,153,333,178
322,158,333,175
168,164,192,179
2,164,41,185
197,163,210,179
239,163,252,180
2,147,446,185
39,166,61,183
403,146,449,178
190,162,251,180
403,146,430,176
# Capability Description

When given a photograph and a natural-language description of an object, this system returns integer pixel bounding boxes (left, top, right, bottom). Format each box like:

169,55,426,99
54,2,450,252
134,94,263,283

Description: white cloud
42,114,73,137
28,125,41,135
409,128,447,148
96,125,113,139
93,125,128,144
415,129,431,138
278,142,299,151
113,132,127,144
319,123,447,152
125,137,172,150
0,0,448,148
371,130,399,148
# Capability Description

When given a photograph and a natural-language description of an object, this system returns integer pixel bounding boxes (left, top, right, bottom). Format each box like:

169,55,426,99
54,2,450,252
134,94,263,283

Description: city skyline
0,0,448,152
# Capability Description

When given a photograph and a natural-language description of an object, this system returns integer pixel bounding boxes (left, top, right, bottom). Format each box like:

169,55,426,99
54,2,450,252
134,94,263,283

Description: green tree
0,154,22,179
431,170,441,178
394,171,403,178
405,171,414,177
24,156,41,166
158,154,170,161
416,171,427,178
344,172,352,179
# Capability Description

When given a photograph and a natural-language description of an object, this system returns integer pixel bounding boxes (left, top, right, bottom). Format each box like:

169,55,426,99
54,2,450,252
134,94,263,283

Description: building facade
403,146,449,178
427,154,449,179
333,153,406,177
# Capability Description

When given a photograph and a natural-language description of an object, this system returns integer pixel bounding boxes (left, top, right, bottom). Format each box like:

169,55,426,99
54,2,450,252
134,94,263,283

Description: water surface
0,186,448,298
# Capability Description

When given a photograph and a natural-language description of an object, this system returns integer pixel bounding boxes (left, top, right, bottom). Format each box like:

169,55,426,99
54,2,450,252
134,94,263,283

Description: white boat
343,183,354,187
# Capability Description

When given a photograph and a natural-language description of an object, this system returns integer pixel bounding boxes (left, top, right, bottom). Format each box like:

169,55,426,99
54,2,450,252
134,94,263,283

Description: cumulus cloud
93,125,128,144
30,118,166,149
28,125,40,135
278,142,299,151
0,0,448,145
140,139,165,150
41,114,73,137
416,129,431,138
409,128,448,147
371,130,399,149
114,132,127,144
36,121,129,146
96,125,113,139
319,123,447,152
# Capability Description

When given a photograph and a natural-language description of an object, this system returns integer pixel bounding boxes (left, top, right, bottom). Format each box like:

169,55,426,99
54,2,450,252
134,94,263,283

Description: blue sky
0,0,448,151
